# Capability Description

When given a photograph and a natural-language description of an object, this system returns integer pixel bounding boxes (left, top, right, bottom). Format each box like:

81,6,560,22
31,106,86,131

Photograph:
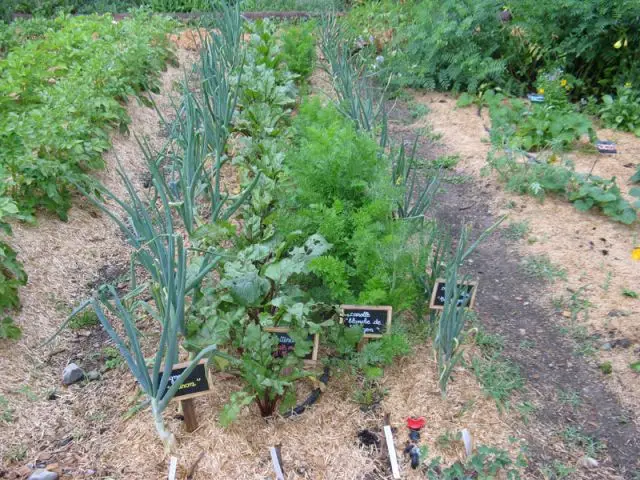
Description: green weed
557,388,581,409
0,395,14,423
622,288,639,299
68,310,100,330
503,221,530,241
598,361,612,374
408,101,430,120
540,461,576,479
561,427,605,458
522,255,567,282
471,354,524,408
431,154,460,169
516,401,536,424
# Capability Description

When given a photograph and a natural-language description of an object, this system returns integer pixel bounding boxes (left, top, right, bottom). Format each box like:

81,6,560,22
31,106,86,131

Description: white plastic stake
383,425,401,479
461,429,473,457
168,456,178,480
270,446,285,480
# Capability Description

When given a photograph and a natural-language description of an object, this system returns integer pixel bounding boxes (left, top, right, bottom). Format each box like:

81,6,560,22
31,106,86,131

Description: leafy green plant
0,192,27,335
425,445,523,479
0,317,21,340
598,361,612,375
599,85,640,136
68,309,99,330
487,150,639,224
486,90,594,153
351,0,640,99
622,288,639,299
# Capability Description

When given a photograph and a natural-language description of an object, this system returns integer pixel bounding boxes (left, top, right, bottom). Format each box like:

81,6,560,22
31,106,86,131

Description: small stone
608,310,629,317
519,329,526,335
86,370,100,381
16,465,31,477
578,456,599,469
28,470,59,480
62,363,84,385
601,343,612,351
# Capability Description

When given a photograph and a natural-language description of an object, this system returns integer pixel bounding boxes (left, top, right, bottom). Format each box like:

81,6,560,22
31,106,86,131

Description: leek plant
434,220,504,395
319,14,386,140
390,136,441,221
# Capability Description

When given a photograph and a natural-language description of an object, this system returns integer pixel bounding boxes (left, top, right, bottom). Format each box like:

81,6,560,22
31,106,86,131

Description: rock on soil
28,470,59,480
62,363,84,385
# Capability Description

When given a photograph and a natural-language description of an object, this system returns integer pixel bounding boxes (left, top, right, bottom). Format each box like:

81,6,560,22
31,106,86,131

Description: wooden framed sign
264,327,320,366
340,305,392,338
157,359,212,401
429,279,478,310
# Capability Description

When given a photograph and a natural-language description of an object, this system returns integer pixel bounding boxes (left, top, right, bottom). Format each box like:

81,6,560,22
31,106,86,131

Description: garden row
0,11,177,339
346,0,640,226
0,0,345,22
64,8,503,465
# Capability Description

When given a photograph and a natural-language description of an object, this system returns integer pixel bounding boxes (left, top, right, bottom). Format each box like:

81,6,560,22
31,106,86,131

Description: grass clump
522,255,567,282
503,221,530,241
471,353,524,408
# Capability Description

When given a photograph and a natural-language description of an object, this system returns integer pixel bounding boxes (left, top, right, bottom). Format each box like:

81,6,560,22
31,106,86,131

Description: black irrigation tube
282,367,330,418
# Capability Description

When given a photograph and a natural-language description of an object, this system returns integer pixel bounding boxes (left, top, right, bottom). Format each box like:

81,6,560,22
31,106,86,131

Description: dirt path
387,94,640,478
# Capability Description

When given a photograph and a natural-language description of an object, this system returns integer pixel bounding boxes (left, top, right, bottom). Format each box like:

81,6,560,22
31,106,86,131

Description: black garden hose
282,367,330,418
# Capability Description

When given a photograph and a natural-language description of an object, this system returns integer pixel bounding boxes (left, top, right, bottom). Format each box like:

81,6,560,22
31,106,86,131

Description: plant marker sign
596,140,617,154
527,93,544,103
429,279,478,310
264,327,320,366
340,305,392,338
157,359,212,401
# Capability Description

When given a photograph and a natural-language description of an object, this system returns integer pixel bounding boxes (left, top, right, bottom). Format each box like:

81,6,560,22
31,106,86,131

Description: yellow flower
625,82,632,88
538,88,545,94
633,247,640,261
560,79,567,87
614,39,623,49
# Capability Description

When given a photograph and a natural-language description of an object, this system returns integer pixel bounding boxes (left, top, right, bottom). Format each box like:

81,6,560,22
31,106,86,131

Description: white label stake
383,425,401,479
168,456,178,480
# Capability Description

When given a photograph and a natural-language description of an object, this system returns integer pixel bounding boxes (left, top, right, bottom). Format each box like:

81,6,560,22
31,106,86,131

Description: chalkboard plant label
264,327,319,366
429,279,478,310
157,359,212,401
340,305,392,338
596,140,617,154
